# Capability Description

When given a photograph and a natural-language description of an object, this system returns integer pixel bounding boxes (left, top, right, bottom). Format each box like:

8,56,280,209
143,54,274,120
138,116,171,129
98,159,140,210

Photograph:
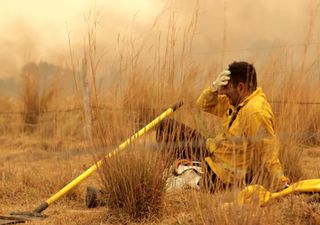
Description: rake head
0,211,46,225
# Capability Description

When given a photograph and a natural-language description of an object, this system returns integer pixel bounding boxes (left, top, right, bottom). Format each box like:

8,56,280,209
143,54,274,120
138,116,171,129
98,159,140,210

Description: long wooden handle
32,101,184,213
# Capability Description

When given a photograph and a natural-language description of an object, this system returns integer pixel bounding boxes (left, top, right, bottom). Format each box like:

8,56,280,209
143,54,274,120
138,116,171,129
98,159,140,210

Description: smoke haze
0,0,319,78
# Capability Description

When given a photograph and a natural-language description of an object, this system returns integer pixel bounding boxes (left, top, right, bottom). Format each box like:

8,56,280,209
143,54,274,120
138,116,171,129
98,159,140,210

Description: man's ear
237,82,246,93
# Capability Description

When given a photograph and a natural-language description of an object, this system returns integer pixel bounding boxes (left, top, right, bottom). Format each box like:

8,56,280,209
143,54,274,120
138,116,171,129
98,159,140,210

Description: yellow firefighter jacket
197,87,289,189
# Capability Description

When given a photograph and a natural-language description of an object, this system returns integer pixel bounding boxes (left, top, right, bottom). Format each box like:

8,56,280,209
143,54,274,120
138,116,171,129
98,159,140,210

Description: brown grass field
0,134,319,225
1,2,320,224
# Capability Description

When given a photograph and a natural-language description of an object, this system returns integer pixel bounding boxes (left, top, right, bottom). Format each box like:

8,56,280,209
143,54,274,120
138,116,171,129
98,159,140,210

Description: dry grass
0,143,86,206
0,2,320,225
99,146,167,222
159,190,320,225
20,62,59,133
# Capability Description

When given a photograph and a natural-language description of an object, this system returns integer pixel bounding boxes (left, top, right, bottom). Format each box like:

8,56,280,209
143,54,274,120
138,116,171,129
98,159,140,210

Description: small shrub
99,146,167,222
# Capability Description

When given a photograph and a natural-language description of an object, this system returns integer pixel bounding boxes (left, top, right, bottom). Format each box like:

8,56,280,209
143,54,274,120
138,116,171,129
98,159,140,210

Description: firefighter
197,61,290,191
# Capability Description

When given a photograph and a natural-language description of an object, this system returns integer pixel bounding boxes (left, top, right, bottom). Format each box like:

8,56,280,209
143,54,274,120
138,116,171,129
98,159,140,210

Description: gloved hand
212,70,231,92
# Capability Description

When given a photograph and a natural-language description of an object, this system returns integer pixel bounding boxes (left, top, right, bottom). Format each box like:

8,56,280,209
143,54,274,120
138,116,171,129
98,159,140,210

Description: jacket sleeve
196,86,230,118
244,110,289,189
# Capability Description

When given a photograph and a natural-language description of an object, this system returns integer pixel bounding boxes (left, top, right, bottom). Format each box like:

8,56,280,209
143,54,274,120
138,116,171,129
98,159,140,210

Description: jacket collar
237,87,262,108
227,88,263,129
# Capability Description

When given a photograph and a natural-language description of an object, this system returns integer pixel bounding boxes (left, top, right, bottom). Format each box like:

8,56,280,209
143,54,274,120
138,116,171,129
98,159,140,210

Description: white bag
166,160,203,191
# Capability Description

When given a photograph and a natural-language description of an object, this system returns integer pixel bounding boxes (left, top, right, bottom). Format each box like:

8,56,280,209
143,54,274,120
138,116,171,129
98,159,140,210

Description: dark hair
228,61,257,91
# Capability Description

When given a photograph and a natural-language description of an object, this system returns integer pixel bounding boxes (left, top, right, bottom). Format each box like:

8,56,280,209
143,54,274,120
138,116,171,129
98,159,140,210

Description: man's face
219,81,242,106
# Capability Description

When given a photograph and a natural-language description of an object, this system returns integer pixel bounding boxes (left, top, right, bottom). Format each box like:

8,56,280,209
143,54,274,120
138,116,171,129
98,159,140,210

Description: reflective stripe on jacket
197,87,288,189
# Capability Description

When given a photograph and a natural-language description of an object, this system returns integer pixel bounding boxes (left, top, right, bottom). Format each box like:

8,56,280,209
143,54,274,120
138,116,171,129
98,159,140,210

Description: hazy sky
0,0,318,78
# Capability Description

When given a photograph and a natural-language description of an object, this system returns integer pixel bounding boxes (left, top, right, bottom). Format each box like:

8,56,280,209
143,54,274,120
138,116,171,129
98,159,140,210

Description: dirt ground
0,134,320,225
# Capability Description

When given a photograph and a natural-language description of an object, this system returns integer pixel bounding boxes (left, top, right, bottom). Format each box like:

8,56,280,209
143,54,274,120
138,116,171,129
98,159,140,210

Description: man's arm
196,86,230,117
196,70,231,117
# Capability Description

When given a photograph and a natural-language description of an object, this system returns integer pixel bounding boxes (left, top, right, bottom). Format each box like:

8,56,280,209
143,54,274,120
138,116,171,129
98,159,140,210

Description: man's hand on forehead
212,69,231,92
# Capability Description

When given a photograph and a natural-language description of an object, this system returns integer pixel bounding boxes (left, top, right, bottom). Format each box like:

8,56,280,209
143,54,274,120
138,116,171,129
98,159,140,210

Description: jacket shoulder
246,94,272,113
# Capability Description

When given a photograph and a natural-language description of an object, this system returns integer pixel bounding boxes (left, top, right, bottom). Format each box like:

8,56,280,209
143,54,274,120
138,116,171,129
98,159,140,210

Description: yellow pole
237,179,320,206
32,101,183,213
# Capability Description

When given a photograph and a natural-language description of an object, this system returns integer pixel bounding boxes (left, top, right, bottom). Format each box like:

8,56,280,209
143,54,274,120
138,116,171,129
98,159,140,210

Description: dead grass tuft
20,62,60,135
99,147,167,222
